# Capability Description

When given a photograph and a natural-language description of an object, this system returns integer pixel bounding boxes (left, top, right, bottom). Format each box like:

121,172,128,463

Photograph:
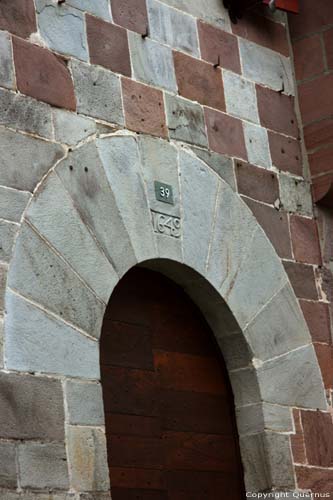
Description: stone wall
0,0,331,497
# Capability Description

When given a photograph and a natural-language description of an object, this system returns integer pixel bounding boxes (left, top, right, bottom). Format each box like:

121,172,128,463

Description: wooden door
100,268,245,500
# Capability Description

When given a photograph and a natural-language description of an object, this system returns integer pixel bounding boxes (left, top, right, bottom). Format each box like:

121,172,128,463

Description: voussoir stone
0,31,14,90
0,371,64,440
191,147,236,190
53,109,96,146
0,220,18,263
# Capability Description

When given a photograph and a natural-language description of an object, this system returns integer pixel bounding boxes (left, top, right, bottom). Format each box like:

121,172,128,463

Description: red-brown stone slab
324,28,333,70
111,0,148,35
296,465,333,494
174,51,225,111
314,343,333,389
283,261,318,300
309,145,333,177
291,409,306,464
290,215,322,265
235,160,279,204
293,34,325,81
198,21,241,74
304,118,333,151
13,37,75,110
302,410,333,467
0,0,36,38
205,107,247,160
298,74,333,125
300,300,332,344
268,131,302,176
122,78,168,138
86,15,131,77
256,85,299,138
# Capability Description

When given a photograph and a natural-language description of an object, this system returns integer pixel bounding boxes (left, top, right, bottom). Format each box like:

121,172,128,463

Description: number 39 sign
154,181,174,205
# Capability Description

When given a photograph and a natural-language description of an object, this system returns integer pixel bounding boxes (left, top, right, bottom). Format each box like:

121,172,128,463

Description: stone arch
3,133,326,495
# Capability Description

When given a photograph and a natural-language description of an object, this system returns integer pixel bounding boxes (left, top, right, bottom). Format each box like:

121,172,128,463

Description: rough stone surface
0,441,16,488
165,94,207,147
157,0,230,31
257,85,299,138
258,345,327,409
66,380,104,425
229,367,261,407
244,122,272,169
0,0,36,38
36,0,88,61
71,59,124,124
13,38,76,111
198,21,241,74
240,40,294,95
147,0,199,56
5,290,100,378
290,214,322,265
191,147,236,190
0,128,64,192
174,51,225,111
0,31,14,90
0,491,75,500
8,222,105,337
66,0,111,20
279,174,313,216
245,283,311,361
0,371,64,440
56,142,136,278
129,32,177,92
122,78,167,138
283,261,318,301
205,108,247,159
53,109,96,146
0,264,6,312
235,160,279,204
111,0,148,34
268,131,302,176
0,220,18,263
236,403,293,436
0,88,52,139
67,426,109,491
224,71,259,123
18,443,69,490
86,15,131,77
26,172,118,303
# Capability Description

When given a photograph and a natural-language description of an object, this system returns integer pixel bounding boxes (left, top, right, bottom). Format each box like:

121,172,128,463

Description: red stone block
13,38,75,110
291,409,306,464
204,108,247,159
86,15,131,77
292,34,325,81
198,21,241,74
111,0,148,35
0,0,36,39
315,343,333,389
268,131,302,176
304,118,333,151
309,145,333,177
244,198,292,259
289,0,333,39
301,410,333,467
296,465,333,494
290,215,322,265
235,160,279,204
300,300,332,344
232,11,289,56
256,85,299,138
298,74,333,125
122,78,168,138
174,51,225,111
283,261,318,300
324,28,333,70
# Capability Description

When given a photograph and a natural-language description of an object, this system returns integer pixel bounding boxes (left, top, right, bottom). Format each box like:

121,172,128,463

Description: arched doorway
100,267,245,499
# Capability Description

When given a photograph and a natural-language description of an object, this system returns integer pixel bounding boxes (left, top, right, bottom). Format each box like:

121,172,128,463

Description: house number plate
154,181,174,205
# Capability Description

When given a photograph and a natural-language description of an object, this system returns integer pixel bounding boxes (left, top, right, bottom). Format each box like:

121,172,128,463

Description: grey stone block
8,222,105,337
36,0,88,61
223,226,287,328
0,263,6,311
179,150,219,275
236,403,293,436
56,142,136,278
0,371,64,440
0,31,14,90
71,60,124,124
217,331,252,370
223,71,259,124
0,128,65,192
229,367,261,407
157,0,230,30
279,174,313,216
53,109,96,146
79,495,111,500
258,344,327,409
244,122,272,169
26,172,118,303
67,426,109,491
245,283,311,361
97,135,157,263
0,220,18,263
0,491,76,500
18,443,69,490
129,32,177,92
66,0,111,20
0,88,52,138
0,316,3,369
165,94,207,147
240,40,294,95
5,290,99,378
190,147,236,190
147,0,199,56
65,380,104,425
0,441,16,488
0,186,30,223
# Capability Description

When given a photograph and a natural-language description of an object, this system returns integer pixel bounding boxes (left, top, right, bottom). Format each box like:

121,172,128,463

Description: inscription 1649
151,210,181,238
